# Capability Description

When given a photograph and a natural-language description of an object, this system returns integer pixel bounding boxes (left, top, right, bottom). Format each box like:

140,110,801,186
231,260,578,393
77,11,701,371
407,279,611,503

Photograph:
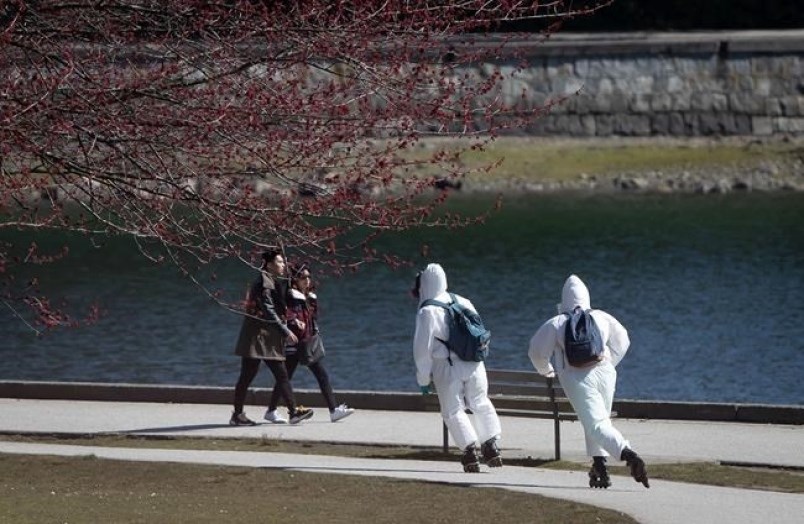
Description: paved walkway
1,398,802,524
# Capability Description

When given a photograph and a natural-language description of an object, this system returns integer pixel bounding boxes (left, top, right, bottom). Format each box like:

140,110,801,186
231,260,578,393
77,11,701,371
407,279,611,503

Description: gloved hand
420,385,431,395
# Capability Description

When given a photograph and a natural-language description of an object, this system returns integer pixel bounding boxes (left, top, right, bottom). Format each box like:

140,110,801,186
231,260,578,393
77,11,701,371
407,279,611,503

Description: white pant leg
559,362,629,459
594,364,617,456
462,361,502,444
432,358,478,450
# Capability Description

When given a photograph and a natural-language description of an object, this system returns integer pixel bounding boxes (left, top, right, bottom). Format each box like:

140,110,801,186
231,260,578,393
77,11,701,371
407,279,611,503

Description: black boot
588,456,611,489
461,444,480,473
621,448,650,488
480,438,503,468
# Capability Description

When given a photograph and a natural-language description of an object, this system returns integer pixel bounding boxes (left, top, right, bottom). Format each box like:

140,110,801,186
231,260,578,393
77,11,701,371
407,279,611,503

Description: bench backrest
486,369,575,414
486,369,566,399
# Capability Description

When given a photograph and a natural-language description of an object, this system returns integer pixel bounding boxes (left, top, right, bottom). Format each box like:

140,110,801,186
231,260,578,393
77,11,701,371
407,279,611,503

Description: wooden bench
436,369,584,461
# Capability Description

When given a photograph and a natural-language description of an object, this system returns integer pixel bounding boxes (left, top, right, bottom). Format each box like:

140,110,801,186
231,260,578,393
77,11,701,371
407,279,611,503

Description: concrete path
1,398,803,524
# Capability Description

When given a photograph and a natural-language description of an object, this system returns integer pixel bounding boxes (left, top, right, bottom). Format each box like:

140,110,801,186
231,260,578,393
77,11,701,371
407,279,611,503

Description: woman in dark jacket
230,250,314,426
265,263,355,423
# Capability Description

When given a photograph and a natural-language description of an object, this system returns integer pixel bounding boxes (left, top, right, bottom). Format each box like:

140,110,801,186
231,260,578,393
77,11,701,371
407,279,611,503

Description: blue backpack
420,292,491,362
563,307,605,367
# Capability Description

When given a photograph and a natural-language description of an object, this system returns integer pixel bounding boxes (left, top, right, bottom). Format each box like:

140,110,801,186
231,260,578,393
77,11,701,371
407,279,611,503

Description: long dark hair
410,271,421,301
287,263,314,292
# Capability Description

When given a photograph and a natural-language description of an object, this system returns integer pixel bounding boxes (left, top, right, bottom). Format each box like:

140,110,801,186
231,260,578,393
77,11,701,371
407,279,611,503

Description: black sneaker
588,457,611,489
461,445,480,473
289,406,314,424
480,438,503,468
621,448,650,488
229,412,257,426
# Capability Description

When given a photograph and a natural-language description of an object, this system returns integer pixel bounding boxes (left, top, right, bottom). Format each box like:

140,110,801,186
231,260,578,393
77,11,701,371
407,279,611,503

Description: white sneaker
330,404,355,422
263,409,288,424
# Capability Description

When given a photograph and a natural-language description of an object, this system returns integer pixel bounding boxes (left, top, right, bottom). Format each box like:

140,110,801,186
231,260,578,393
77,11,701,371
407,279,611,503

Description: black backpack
563,307,604,367
420,293,491,362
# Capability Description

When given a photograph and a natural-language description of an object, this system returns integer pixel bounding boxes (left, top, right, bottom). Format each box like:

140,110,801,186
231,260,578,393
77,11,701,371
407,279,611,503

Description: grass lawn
405,135,804,185
1,433,801,524
0,446,634,524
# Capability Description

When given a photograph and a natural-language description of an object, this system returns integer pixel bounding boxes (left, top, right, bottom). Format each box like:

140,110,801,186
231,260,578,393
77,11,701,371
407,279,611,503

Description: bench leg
554,417,561,461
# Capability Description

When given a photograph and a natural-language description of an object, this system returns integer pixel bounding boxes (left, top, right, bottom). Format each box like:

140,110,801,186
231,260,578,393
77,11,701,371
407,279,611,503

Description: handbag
298,332,325,365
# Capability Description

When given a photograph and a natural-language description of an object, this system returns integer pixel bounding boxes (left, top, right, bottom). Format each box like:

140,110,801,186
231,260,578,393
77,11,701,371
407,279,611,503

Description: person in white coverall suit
412,263,503,472
528,274,650,488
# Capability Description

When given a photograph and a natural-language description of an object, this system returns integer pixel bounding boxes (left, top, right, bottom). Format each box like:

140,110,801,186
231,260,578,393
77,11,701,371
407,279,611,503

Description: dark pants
233,357,295,414
269,350,337,412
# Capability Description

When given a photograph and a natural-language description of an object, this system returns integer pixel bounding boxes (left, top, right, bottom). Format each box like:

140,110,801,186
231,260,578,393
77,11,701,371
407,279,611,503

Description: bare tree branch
0,0,612,328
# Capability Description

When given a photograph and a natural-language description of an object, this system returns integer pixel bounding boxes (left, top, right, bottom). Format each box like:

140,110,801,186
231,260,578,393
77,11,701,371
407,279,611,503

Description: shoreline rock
464,164,804,195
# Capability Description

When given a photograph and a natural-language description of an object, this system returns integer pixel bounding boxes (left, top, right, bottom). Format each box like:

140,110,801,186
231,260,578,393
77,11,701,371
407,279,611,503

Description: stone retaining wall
471,30,804,136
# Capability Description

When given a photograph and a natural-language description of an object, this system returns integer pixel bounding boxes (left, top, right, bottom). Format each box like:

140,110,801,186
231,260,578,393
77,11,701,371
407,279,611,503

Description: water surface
1,192,802,405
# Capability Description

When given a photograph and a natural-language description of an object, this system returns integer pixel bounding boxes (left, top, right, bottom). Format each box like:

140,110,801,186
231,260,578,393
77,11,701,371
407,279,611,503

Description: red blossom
0,0,611,330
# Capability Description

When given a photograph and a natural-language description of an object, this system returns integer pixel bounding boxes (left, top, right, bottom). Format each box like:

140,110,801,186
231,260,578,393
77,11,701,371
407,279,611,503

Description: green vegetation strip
408,136,803,183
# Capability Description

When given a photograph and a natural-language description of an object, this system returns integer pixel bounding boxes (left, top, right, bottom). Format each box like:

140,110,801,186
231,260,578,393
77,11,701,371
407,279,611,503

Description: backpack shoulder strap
564,306,589,317
420,298,450,310
420,297,452,354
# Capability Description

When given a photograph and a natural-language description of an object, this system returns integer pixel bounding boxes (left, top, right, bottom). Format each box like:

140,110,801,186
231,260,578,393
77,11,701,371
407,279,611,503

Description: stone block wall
473,30,804,136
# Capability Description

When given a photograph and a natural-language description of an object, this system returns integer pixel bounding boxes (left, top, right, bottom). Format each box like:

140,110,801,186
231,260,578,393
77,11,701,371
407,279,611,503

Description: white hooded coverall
528,274,631,458
413,263,502,450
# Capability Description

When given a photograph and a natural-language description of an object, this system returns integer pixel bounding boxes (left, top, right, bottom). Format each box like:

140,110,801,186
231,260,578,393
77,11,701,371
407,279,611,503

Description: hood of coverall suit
559,274,592,314
418,263,450,304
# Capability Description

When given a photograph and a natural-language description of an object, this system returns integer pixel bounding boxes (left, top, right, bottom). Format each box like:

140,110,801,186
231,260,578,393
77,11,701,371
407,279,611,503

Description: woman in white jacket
529,274,649,489
413,263,503,473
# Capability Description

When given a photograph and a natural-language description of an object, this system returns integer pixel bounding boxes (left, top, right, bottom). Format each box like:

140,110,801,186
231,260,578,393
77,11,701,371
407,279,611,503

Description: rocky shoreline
467,158,804,194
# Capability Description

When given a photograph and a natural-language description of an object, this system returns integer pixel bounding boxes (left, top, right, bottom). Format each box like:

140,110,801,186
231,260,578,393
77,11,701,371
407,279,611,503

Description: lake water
1,192,802,406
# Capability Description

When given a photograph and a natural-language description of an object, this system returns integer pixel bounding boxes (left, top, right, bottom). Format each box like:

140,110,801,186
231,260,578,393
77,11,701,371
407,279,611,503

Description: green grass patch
403,136,803,183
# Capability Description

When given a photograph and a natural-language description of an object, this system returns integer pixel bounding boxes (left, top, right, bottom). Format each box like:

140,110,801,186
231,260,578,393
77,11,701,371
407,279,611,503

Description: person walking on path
412,263,503,473
528,274,649,488
264,263,355,423
230,249,314,426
